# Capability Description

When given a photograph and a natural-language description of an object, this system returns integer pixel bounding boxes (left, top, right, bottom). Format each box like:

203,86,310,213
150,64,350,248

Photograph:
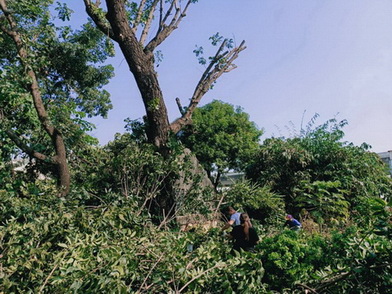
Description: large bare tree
83,0,246,216
83,0,246,150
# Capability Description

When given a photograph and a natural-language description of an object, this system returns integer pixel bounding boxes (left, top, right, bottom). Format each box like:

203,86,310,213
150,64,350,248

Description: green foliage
72,133,171,198
179,100,262,186
71,133,216,219
0,185,390,293
0,191,267,293
257,230,314,291
256,224,391,293
293,180,350,225
246,118,392,224
224,179,284,224
0,0,114,184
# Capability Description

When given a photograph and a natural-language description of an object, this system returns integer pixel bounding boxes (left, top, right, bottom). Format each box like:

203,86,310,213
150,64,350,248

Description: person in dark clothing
229,213,259,252
284,214,302,231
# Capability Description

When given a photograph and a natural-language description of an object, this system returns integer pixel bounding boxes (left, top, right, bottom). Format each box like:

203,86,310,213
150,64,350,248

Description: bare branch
138,252,165,293
174,0,192,27
170,40,246,133
39,251,69,294
158,0,163,31
132,0,147,34
3,128,51,162
145,0,193,52
139,0,160,45
83,0,116,40
178,262,225,293
161,0,177,25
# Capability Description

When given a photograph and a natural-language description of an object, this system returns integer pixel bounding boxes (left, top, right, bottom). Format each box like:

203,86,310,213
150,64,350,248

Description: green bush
224,179,284,226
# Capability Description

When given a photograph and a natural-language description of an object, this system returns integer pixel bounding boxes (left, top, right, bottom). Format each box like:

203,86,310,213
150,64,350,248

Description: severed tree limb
137,252,165,293
175,97,186,115
296,283,319,293
309,263,392,292
177,262,225,293
170,40,246,134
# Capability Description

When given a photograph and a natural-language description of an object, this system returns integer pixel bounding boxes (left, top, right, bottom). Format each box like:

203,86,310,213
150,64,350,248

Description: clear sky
69,1,392,153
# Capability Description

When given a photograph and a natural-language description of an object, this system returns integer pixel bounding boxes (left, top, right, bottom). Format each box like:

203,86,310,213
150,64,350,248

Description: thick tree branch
170,40,246,134
83,0,116,40
2,127,51,163
0,0,56,138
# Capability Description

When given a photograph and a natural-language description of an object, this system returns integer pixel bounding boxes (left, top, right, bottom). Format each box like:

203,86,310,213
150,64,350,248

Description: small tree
0,0,113,196
179,100,262,188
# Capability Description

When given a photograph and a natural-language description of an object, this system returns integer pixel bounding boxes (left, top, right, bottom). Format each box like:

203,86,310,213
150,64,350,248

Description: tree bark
105,0,171,149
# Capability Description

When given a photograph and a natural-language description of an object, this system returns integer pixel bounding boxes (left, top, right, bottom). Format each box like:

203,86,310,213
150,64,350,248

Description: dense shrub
246,119,392,225
223,179,284,225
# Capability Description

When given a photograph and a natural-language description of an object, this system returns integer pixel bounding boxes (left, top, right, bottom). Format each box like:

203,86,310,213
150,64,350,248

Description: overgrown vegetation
1,118,391,293
0,1,391,293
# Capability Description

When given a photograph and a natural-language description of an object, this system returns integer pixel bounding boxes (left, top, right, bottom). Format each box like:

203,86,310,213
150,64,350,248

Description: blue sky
69,1,392,153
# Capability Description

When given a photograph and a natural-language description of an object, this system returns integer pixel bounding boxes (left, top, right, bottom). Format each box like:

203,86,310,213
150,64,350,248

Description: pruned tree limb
175,97,186,115
170,40,246,133
308,263,392,292
178,262,225,293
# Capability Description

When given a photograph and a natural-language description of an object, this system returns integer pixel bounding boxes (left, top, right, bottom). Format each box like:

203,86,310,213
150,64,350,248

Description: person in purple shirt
284,214,302,231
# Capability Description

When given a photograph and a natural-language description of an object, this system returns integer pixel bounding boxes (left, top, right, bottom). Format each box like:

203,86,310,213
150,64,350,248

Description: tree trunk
86,0,247,216
52,131,70,197
0,0,71,197
106,1,171,150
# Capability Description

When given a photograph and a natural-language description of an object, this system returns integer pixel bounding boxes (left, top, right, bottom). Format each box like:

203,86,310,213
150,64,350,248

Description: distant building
218,172,244,191
377,150,392,175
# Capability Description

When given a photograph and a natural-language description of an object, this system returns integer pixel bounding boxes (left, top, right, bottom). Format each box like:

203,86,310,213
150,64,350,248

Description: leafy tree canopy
0,0,114,192
179,100,263,187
